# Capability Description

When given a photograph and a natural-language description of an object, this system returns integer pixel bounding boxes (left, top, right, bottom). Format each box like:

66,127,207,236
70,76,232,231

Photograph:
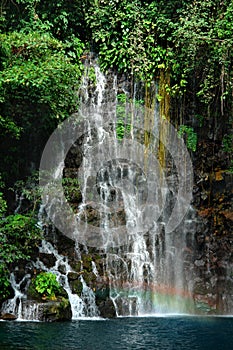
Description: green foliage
86,0,167,81
0,193,7,217
85,0,233,116
12,172,42,213
0,30,84,183
0,265,11,299
0,211,42,300
222,134,233,153
0,0,36,33
87,66,97,86
115,93,133,140
172,0,233,109
178,125,197,152
0,176,7,217
0,0,90,42
117,94,127,104
116,120,131,140
33,272,62,298
195,114,205,128
35,1,90,42
62,177,82,203
0,31,83,121
0,116,21,139
0,214,42,262
228,161,233,174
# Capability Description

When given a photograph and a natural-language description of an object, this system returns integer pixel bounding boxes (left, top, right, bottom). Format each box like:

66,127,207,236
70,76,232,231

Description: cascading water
34,240,99,319
67,60,195,316
1,273,31,320
2,59,195,321
1,238,100,320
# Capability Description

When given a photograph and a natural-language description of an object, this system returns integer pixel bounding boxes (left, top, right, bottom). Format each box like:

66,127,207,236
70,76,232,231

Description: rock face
192,141,233,314
19,299,72,322
1,67,232,319
28,300,72,322
97,299,117,318
0,313,17,321
55,111,233,316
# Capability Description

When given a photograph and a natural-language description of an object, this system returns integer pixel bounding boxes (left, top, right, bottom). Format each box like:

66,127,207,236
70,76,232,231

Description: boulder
97,298,116,318
0,313,17,321
39,300,72,322
21,299,72,322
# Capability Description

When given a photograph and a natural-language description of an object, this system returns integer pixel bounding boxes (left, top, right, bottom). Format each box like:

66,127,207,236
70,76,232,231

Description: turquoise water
0,316,233,350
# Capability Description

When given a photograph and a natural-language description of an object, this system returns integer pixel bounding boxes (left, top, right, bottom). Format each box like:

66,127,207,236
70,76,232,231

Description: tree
0,31,84,184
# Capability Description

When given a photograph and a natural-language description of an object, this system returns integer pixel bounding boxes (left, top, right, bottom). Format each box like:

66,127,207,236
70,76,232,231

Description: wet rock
1,313,17,321
21,299,72,322
38,253,57,268
55,232,76,259
40,300,72,322
69,279,83,295
70,260,82,272
82,255,93,272
114,297,138,316
82,271,97,288
68,272,79,281
97,298,116,318
95,281,110,302
58,264,67,275
194,293,217,314
194,259,205,267
64,144,83,168
221,292,233,314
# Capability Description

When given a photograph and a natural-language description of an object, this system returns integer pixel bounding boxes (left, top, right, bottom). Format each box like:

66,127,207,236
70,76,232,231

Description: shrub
33,272,62,299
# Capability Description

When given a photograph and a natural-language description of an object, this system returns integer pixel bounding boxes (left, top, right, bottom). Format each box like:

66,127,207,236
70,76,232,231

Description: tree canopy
0,1,232,187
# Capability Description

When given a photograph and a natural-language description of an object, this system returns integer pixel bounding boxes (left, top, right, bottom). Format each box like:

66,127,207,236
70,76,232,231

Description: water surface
1,316,233,350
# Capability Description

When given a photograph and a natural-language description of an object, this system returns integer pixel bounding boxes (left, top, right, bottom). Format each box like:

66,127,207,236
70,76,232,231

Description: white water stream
75,61,195,316
1,60,195,320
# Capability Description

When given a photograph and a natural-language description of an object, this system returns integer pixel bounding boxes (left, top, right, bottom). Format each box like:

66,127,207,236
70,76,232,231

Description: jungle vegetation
0,0,232,301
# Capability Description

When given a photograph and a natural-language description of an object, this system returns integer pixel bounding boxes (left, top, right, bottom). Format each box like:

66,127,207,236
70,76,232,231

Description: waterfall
34,240,99,319
1,239,99,321
68,61,195,316
0,59,195,321
1,273,34,321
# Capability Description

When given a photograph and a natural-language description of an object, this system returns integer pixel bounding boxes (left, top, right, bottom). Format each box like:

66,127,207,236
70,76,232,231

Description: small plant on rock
178,125,197,152
33,272,62,300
